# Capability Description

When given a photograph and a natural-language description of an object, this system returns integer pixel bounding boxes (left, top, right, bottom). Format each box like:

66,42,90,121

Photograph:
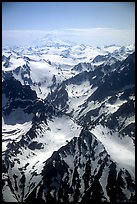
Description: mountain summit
2,38,135,202
32,33,76,48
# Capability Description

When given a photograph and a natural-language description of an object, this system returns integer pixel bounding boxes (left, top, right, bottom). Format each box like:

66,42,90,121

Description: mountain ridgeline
2,37,135,202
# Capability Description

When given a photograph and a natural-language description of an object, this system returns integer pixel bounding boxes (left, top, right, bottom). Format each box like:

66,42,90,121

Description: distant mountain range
2,35,135,202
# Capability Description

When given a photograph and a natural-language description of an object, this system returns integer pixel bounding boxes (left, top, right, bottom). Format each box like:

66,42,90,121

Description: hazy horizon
2,2,135,47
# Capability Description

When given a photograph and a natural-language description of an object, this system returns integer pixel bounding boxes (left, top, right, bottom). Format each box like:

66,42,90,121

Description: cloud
2,30,66,46
2,29,65,36
65,27,135,37
64,28,135,46
2,28,135,47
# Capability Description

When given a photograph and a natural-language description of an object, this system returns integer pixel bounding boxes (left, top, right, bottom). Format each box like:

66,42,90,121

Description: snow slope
90,125,135,178
2,35,135,202
2,112,82,202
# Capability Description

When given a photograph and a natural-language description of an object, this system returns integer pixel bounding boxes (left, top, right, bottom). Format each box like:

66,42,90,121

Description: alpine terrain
2,34,135,202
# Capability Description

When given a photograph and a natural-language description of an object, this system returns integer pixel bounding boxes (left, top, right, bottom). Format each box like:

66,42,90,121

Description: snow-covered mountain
2,35,134,87
32,33,77,48
2,35,135,202
47,52,135,176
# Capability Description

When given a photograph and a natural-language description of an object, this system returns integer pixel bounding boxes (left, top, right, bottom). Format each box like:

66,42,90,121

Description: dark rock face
25,128,135,202
2,51,135,202
46,52,135,141
47,84,69,111
92,54,109,63
13,63,33,85
3,61,33,85
28,141,43,150
2,76,56,127
2,77,37,120
2,77,37,101
3,55,11,68
49,52,134,112
72,62,92,72
66,70,90,85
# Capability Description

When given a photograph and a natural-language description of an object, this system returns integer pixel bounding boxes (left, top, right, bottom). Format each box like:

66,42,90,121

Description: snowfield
2,37,135,202
2,114,82,202
90,124,135,178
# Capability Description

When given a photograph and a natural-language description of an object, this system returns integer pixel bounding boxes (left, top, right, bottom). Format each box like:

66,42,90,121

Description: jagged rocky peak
72,62,92,72
2,76,37,101
25,128,135,202
2,39,135,202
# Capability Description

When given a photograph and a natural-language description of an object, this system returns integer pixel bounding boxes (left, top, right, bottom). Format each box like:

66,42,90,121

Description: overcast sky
2,2,135,47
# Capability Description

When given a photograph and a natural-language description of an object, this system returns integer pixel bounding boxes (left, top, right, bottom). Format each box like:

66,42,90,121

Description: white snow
104,45,121,53
63,155,74,170
29,61,55,84
124,115,135,126
99,166,110,202
76,97,100,119
105,98,127,114
2,181,18,202
2,40,135,201
66,81,98,117
2,42,135,102
41,54,77,66
3,114,82,201
2,109,33,152
3,56,25,72
90,124,135,178
31,115,82,160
